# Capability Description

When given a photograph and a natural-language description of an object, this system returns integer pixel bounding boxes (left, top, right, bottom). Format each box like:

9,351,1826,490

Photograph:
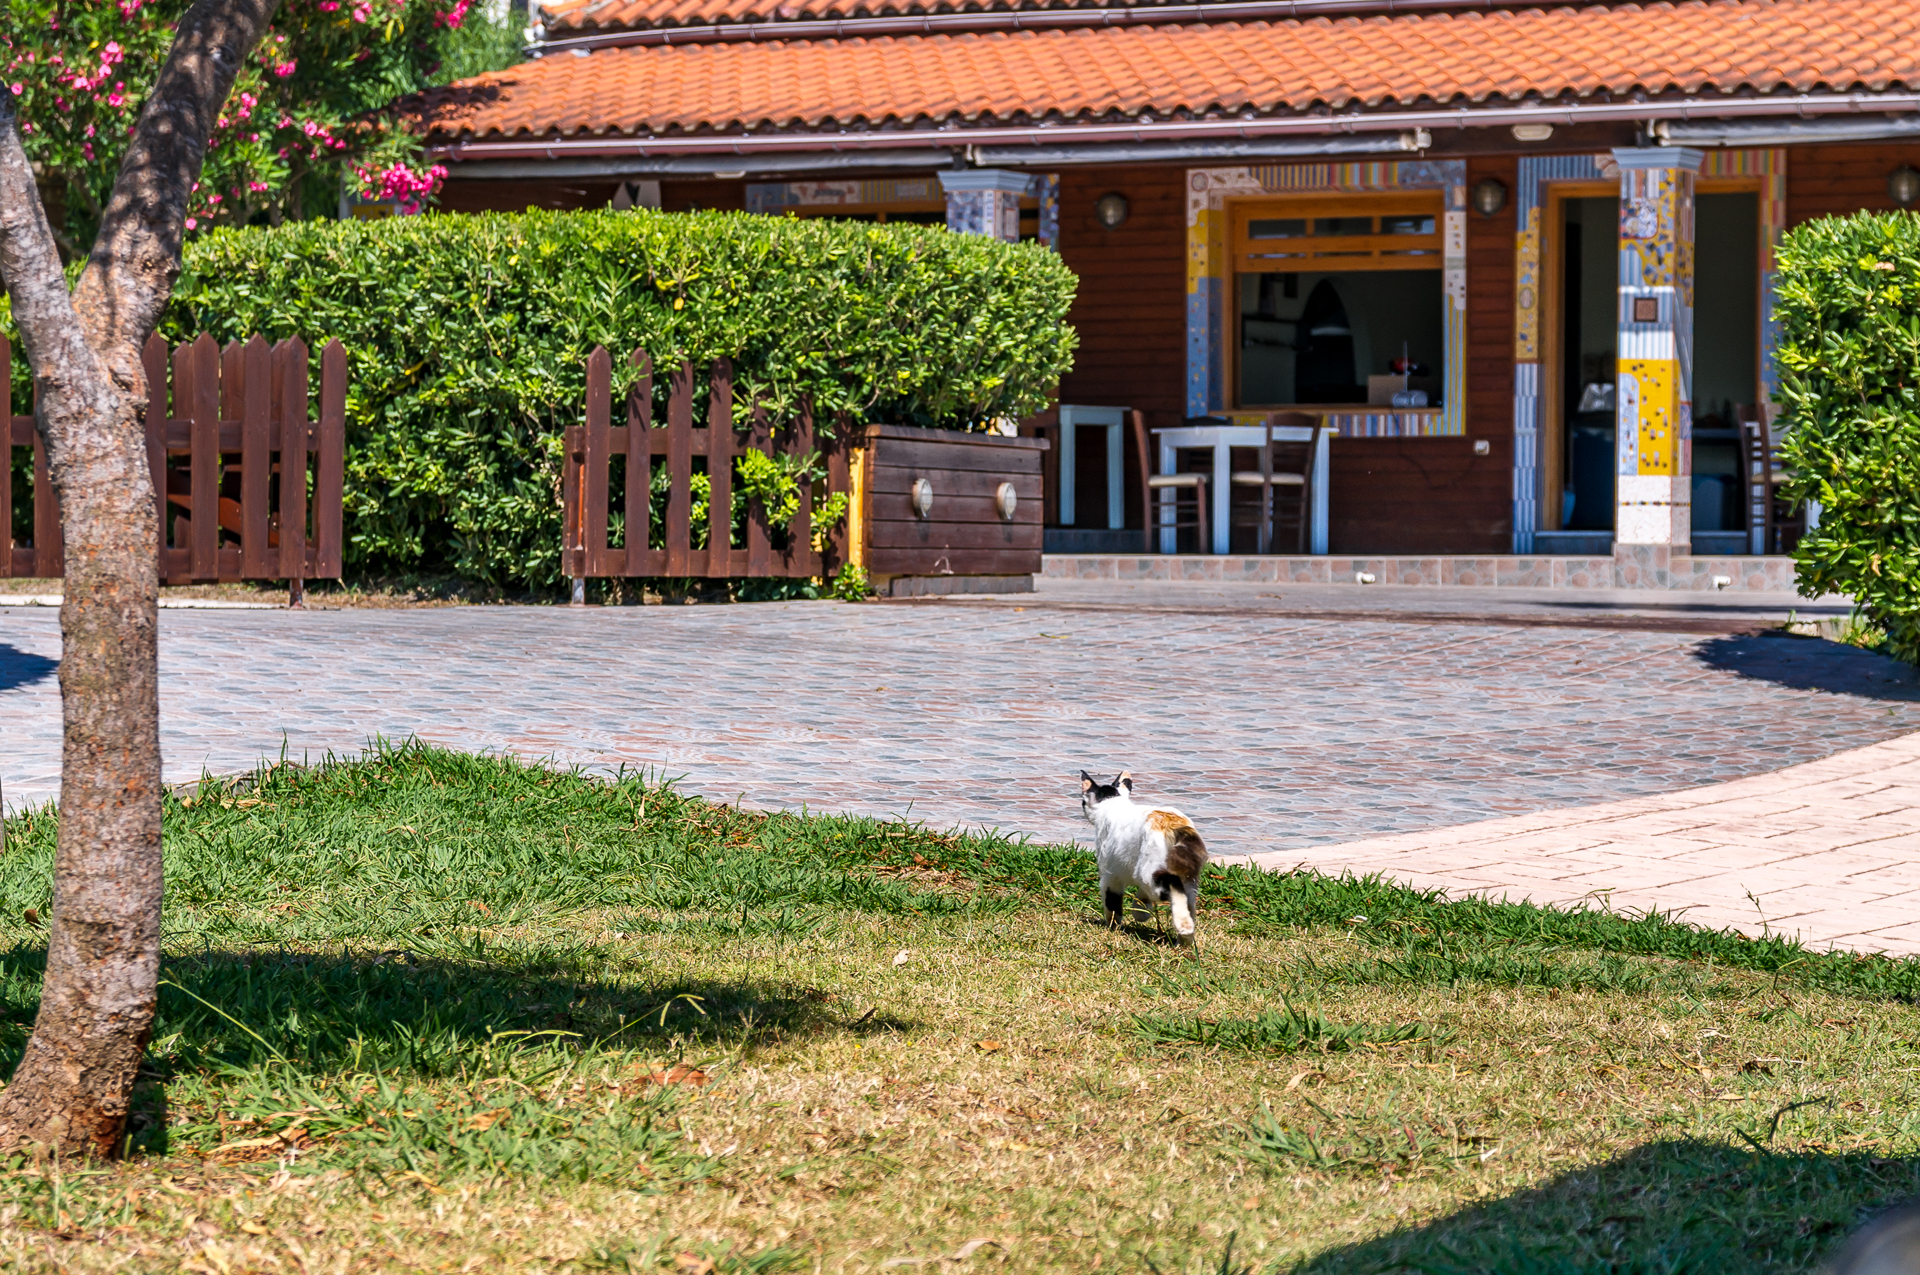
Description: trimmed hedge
1775,211,1920,659
161,209,1078,589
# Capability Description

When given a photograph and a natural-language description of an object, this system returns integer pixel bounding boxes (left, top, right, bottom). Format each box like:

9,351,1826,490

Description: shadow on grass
0,642,56,693
1291,1139,1920,1275
0,943,897,1089
1691,632,1920,700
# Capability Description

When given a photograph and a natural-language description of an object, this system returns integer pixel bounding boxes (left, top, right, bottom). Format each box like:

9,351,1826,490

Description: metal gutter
1656,113,1920,147
530,0,1608,55
443,129,1424,179
432,92,1920,163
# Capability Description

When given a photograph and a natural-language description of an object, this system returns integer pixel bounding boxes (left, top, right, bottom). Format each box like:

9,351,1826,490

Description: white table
1056,404,1127,530
1152,423,1331,555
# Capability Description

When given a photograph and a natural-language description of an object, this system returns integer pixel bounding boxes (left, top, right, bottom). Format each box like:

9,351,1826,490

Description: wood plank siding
1053,166,1188,532
1786,142,1920,225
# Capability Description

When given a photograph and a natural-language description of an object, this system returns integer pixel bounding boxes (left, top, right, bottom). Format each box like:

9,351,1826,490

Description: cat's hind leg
1101,876,1124,930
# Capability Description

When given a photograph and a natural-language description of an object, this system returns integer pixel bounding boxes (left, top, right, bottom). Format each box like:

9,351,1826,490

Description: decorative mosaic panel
744,178,942,212
1508,149,1783,552
1185,161,1467,437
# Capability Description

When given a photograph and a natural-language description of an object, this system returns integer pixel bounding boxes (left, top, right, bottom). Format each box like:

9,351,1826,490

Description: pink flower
273,62,295,77
317,0,338,7
8,83,20,95
184,217,197,230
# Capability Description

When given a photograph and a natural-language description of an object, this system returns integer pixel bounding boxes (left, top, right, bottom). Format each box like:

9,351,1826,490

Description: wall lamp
1890,165,1920,208
1471,178,1509,218
1094,192,1129,229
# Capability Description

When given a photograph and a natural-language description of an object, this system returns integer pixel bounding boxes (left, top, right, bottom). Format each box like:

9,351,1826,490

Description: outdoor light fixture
1511,123,1554,142
1890,165,1920,208
1094,192,1129,229
911,478,934,519
995,482,1018,522
1471,178,1509,218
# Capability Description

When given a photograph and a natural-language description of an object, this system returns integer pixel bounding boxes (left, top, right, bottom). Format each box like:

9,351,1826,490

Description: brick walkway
3,591,1917,952
1228,734,1920,956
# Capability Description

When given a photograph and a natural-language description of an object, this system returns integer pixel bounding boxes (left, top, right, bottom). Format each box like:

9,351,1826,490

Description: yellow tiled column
1612,147,1702,576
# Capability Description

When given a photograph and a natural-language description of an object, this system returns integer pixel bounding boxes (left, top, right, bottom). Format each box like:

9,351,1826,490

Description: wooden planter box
859,424,1047,596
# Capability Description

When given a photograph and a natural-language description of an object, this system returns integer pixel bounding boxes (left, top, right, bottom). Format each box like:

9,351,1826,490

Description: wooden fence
563,346,852,581
3,332,345,586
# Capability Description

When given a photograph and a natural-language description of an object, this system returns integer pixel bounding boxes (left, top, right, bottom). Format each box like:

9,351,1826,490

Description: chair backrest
1129,409,1153,525
1261,411,1323,480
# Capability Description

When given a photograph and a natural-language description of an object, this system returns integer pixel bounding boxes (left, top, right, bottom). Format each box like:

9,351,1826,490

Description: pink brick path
1224,732,1920,956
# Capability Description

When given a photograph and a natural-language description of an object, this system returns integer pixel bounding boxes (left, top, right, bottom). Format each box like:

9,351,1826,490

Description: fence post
707,358,733,578
665,361,693,578
582,344,611,597
625,350,653,580
240,337,272,579
789,398,816,575
314,340,345,583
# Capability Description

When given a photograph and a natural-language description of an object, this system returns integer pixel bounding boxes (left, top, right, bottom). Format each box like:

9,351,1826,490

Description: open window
1231,195,1446,414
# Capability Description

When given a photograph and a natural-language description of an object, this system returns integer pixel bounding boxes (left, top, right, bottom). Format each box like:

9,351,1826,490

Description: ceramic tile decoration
1509,149,1781,554
1613,147,1704,549
1185,160,1467,436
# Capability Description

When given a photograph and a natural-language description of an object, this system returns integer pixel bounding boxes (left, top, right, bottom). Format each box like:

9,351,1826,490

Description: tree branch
70,0,280,378
0,101,106,417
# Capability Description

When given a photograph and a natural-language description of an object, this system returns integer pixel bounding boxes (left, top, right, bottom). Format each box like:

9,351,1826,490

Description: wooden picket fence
562,346,852,581
3,332,345,587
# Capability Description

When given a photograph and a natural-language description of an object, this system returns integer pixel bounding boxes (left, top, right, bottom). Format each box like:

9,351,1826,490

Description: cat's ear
1115,772,1132,792
1080,771,1095,792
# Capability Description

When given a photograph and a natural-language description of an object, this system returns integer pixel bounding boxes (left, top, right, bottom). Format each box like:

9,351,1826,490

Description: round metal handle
995,482,1018,522
911,478,934,519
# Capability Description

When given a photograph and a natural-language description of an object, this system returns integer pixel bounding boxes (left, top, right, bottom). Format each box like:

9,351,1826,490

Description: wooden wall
1053,166,1187,531
433,176,749,215
1786,142,1920,226
1324,155,1517,554
436,178,616,213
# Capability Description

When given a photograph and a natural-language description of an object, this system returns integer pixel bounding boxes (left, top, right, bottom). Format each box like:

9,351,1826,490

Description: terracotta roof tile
423,0,1920,140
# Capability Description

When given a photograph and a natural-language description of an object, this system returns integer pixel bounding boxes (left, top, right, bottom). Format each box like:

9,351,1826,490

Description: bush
161,209,1078,589
1774,210,1920,660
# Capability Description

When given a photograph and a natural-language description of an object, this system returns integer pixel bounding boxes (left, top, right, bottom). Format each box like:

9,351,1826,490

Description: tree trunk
0,0,278,1157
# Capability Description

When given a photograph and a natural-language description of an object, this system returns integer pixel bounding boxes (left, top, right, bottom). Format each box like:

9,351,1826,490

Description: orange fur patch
1145,810,1196,835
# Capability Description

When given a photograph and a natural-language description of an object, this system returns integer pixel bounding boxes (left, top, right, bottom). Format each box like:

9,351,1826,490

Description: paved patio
3,583,1917,952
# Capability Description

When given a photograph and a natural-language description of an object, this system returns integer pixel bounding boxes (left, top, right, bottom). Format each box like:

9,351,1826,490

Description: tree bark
0,0,278,1158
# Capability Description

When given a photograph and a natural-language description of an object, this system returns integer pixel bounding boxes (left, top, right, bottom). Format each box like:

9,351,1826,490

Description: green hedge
1775,211,1920,658
161,209,1078,589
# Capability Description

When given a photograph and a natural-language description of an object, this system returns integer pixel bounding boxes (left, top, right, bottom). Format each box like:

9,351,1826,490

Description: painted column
938,169,1031,241
1612,147,1702,583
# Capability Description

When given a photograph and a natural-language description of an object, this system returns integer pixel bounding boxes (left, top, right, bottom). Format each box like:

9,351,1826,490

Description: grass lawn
0,742,1917,1273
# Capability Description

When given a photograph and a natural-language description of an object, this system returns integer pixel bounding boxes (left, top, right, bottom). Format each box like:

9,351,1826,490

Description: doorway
1552,194,1620,535
1690,190,1760,551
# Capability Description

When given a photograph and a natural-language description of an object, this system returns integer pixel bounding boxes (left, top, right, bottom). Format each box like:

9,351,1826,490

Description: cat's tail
1149,813,1208,942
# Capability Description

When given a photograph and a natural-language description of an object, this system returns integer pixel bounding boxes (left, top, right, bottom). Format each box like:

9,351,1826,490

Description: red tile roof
541,0,1348,35
424,0,1920,141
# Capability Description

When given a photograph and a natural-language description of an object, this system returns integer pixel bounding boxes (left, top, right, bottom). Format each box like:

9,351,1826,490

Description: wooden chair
1737,404,1797,554
1129,410,1208,553
1230,411,1324,554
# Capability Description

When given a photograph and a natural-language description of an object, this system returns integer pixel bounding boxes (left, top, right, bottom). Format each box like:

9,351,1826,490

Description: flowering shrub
0,0,519,252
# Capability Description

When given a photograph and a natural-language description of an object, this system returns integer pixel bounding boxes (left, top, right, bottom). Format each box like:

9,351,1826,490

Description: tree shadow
1290,1138,1920,1274
1691,632,1920,700
0,643,57,692
0,943,906,1090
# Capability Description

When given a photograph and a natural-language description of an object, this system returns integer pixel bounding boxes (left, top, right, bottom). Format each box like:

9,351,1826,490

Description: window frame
1228,192,1448,412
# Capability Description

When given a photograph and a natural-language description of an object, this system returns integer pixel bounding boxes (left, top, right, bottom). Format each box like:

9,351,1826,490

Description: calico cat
1079,771,1208,944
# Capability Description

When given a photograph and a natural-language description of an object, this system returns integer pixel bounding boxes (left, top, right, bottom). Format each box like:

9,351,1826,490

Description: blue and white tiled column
938,169,1031,241
1612,147,1701,583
